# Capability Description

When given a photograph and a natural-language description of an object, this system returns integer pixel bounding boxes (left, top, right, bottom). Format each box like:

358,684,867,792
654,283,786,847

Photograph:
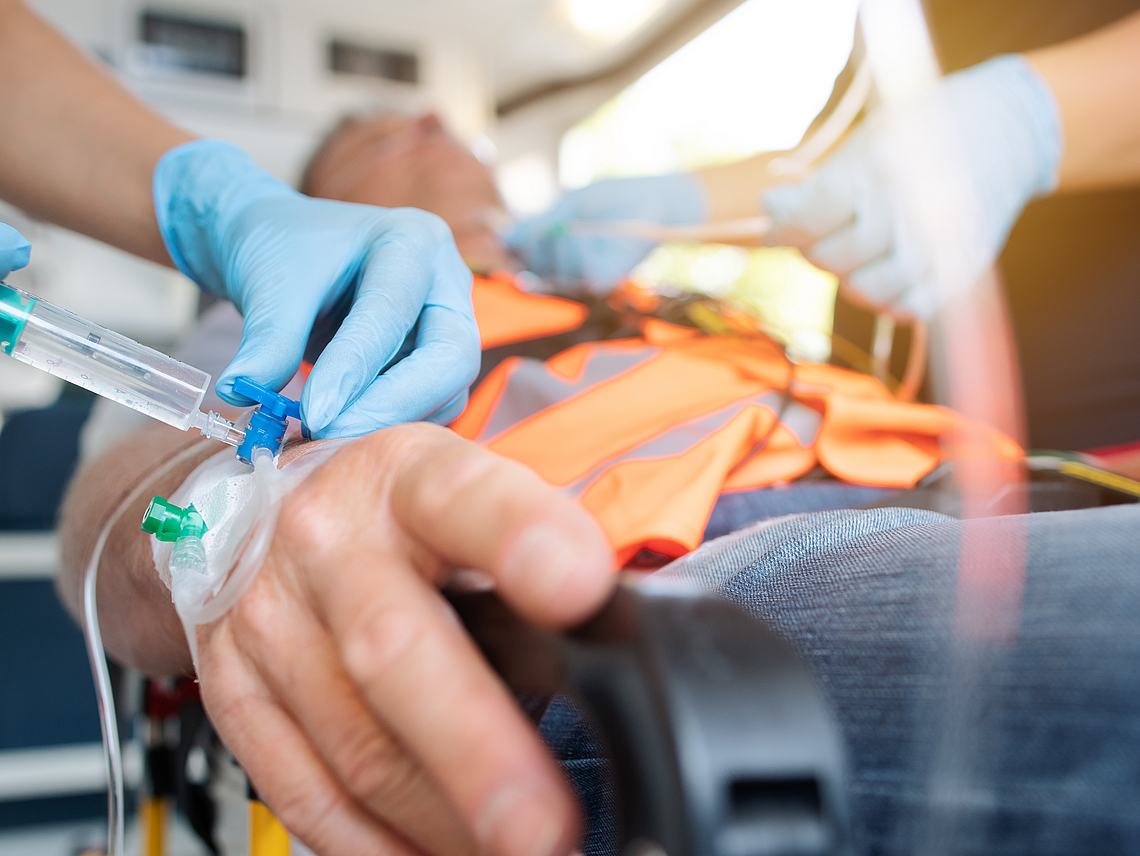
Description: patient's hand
196,423,613,856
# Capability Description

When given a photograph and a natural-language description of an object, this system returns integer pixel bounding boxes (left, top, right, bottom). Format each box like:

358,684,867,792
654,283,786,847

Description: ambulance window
554,0,858,363
138,11,246,79
328,40,419,85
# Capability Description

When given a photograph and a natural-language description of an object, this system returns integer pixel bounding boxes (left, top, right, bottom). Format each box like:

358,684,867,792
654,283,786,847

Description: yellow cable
139,796,169,856
1058,460,1140,497
250,801,291,856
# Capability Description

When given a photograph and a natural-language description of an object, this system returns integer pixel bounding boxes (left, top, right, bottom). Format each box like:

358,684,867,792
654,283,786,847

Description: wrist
152,139,295,296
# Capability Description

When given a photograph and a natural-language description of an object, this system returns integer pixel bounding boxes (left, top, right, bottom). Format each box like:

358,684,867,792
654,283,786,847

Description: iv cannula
0,281,244,446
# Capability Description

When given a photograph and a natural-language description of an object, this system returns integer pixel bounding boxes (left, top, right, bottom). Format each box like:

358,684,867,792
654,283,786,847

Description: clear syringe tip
191,410,246,447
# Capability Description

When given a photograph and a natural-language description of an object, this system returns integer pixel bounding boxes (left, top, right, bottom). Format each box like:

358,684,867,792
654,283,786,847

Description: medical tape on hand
152,440,347,668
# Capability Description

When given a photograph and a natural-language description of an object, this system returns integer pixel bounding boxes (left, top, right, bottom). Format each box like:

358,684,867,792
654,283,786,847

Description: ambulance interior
0,0,1135,852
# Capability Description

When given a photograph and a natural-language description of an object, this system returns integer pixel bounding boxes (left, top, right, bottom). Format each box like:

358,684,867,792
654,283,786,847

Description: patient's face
304,113,512,270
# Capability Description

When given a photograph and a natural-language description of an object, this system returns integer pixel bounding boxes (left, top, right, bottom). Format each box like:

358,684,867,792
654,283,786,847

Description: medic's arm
0,0,480,437
0,0,190,263
1026,10,1140,191
699,9,1140,225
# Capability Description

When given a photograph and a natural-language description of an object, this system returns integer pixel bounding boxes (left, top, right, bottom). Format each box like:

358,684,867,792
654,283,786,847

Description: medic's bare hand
153,140,479,438
194,423,614,856
762,55,1062,319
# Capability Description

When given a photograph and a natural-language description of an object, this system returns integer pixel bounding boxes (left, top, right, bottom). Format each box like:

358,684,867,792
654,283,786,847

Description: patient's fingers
389,424,615,627
270,424,608,856
323,556,574,856
231,560,478,856
313,546,579,856
195,619,414,856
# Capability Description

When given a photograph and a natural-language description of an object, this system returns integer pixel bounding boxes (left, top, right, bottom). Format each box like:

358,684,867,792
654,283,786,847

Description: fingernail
504,524,581,605
303,392,337,435
214,375,242,403
478,784,562,856
305,370,362,435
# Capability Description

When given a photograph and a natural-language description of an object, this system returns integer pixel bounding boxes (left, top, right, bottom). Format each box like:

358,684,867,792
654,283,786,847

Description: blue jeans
541,503,1140,855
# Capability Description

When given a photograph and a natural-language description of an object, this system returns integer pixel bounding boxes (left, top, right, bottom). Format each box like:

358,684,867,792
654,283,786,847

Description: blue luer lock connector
232,376,302,464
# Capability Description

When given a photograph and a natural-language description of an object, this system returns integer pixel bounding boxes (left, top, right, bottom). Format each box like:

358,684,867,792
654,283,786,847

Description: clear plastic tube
83,440,212,856
568,216,772,244
192,409,247,446
170,532,208,577
1,281,207,428
0,281,244,446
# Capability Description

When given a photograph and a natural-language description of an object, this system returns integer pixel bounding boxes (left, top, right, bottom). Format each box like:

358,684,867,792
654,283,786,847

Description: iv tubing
83,439,213,856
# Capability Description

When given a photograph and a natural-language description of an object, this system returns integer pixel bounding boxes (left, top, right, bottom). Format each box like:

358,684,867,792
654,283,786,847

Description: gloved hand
763,54,1063,319
153,139,479,438
506,174,708,293
0,223,30,279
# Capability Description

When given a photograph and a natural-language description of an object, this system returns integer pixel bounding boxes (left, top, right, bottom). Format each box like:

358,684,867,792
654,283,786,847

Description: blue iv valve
231,376,302,464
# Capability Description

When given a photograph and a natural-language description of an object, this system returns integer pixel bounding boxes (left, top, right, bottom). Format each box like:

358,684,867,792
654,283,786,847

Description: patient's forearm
57,426,222,675
57,427,335,675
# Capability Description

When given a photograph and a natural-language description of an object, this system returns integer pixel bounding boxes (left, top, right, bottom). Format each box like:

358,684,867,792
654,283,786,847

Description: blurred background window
559,0,859,361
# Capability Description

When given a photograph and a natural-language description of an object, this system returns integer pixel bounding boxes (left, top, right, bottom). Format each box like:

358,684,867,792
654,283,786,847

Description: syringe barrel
0,282,208,431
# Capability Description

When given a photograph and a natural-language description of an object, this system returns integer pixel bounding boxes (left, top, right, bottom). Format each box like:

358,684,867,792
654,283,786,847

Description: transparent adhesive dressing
0,281,243,445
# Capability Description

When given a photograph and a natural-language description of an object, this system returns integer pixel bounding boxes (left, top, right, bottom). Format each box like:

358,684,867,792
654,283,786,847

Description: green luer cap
0,282,34,356
141,496,207,542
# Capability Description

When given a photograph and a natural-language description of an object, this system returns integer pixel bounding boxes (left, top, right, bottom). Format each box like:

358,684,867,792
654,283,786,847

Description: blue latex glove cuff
153,140,292,298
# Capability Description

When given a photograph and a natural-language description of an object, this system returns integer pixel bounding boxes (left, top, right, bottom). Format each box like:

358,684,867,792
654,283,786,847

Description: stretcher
452,583,850,856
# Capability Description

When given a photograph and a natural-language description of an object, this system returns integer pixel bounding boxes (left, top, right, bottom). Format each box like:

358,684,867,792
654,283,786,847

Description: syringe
0,281,245,447
563,215,772,245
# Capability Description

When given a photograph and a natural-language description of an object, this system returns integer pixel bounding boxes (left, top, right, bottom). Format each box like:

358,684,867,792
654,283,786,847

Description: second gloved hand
762,54,1063,319
506,174,708,294
0,223,30,279
154,140,479,438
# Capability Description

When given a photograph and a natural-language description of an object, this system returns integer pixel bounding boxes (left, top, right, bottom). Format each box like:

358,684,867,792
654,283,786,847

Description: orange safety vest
456,274,1021,564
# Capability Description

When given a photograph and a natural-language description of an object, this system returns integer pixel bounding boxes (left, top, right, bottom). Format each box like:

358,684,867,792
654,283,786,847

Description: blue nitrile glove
153,139,479,438
0,223,30,279
763,54,1062,319
506,174,708,294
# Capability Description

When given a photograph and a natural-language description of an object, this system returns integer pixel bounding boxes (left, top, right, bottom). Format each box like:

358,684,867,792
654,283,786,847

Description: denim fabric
544,504,1140,855
703,483,899,541
539,695,619,856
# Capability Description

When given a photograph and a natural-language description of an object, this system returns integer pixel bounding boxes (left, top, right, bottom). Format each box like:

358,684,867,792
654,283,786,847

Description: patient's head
302,112,512,271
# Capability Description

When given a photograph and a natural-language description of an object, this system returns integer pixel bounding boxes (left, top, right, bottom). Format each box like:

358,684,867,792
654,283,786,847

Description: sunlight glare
562,0,667,41
560,0,860,185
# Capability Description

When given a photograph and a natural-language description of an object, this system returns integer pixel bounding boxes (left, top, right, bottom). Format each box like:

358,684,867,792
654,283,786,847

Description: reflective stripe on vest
459,275,1020,563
